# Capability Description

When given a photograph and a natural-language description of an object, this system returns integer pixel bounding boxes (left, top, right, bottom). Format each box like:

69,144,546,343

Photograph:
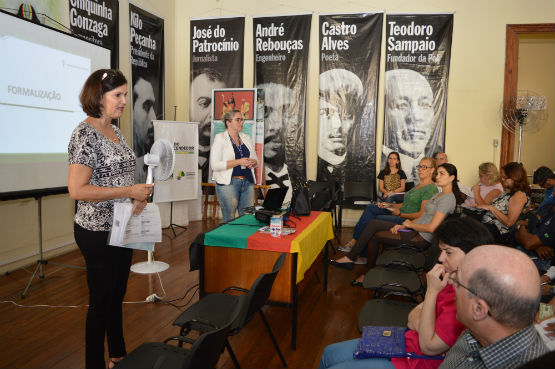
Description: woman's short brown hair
80,69,127,118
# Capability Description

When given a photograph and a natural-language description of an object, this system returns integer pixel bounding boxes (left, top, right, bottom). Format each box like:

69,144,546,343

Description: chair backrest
343,181,375,202
238,253,286,328
183,296,244,369
307,180,337,211
405,181,415,192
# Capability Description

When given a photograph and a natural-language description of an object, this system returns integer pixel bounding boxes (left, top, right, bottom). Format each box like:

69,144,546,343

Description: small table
192,211,334,349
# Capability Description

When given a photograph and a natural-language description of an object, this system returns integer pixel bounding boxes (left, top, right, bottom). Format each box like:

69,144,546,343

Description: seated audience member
439,245,547,368
540,265,555,296
462,162,503,207
477,162,530,243
339,157,437,254
378,151,407,202
318,217,494,369
434,152,448,166
534,166,555,208
331,163,464,274
515,202,555,272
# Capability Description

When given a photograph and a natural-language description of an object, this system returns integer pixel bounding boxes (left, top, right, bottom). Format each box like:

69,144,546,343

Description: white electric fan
130,139,175,274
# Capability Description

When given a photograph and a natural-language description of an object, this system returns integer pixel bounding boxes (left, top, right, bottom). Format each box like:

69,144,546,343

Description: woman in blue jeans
210,109,258,223
339,157,438,255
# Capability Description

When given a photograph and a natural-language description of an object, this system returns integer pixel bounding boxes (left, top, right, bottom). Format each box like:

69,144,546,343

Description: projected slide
0,36,90,154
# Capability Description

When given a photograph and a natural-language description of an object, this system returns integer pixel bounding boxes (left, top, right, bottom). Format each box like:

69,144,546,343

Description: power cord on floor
1,270,173,308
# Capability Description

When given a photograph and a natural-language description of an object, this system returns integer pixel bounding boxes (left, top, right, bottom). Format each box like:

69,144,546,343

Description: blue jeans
353,204,399,240
216,178,254,223
318,339,396,369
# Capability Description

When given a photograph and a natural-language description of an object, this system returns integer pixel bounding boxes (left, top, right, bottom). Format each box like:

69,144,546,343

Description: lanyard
229,134,244,158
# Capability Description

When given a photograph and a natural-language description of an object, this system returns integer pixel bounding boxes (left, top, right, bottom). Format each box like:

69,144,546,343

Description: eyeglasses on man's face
448,270,492,316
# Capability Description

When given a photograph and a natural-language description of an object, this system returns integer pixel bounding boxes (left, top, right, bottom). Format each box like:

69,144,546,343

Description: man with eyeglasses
440,245,547,368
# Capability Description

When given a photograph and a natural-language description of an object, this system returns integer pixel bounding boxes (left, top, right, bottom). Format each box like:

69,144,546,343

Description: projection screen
0,11,111,194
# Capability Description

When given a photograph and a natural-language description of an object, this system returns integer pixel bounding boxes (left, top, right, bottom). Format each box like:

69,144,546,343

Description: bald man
434,152,448,166
440,245,547,368
383,69,440,183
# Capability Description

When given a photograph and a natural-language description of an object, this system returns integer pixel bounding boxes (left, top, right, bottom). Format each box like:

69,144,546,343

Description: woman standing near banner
210,109,258,223
68,69,153,369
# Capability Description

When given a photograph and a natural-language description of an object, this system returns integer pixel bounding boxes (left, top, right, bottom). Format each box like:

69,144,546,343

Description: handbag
354,326,444,360
291,184,311,216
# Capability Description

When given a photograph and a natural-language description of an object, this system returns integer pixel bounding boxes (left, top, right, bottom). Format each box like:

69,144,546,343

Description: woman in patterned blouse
68,69,153,369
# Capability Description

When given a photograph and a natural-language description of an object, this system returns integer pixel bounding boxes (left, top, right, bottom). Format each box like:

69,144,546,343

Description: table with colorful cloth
189,211,334,349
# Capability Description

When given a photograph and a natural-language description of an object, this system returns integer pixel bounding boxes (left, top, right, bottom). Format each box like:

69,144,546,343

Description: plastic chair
116,298,243,369
338,181,376,227
172,253,287,369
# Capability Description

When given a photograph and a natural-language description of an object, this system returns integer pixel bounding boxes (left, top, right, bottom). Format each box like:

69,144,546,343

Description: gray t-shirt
68,122,135,231
416,192,456,241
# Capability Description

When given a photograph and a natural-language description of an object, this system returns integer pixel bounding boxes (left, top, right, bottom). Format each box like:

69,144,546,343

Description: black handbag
291,184,311,216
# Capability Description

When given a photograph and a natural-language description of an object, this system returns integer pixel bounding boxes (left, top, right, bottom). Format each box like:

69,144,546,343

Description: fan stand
130,250,169,274
130,164,170,274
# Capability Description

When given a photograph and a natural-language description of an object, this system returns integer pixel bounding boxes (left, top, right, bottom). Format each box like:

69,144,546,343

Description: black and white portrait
318,68,363,182
383,69,442,183
133,75,157,184
189,68,227,183
256,82,294,203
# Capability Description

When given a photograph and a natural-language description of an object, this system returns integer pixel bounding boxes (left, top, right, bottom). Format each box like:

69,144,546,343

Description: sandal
338,240,354,252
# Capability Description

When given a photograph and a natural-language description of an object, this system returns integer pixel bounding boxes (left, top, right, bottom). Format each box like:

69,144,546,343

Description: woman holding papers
210,109,258,223
68,69,153,369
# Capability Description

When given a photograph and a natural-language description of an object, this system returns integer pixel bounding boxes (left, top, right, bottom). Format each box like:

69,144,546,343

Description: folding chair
173,253,287,369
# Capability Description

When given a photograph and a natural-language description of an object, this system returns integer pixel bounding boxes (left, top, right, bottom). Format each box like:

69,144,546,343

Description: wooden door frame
501,23,555,166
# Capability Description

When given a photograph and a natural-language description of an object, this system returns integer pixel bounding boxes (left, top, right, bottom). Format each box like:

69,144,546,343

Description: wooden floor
0,220,375,369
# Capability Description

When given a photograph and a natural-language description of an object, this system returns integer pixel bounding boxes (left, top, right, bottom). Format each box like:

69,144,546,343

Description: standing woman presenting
210,109,258,223
68,69,153,369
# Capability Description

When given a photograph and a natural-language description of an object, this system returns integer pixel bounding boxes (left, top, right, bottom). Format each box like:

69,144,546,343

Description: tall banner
190,16,245,183
68,0,119,68
382,14,453,183
130,4,164,184
318,12,383,186
254,14,311,203
153,121,198,203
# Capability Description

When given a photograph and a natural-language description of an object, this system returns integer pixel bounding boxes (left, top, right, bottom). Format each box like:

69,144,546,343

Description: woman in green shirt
339,157,438,253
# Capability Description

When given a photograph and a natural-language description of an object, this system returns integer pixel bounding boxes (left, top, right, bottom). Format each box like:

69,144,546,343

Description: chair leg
226,340,241,369
259,310,287,368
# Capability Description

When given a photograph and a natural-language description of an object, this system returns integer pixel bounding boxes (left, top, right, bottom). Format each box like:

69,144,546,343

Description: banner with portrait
153,121,198,203
129,4,164,184
190,16,245,183
68,0,119,68
318,12,383,186
253,14,311,202
382,13,453,183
